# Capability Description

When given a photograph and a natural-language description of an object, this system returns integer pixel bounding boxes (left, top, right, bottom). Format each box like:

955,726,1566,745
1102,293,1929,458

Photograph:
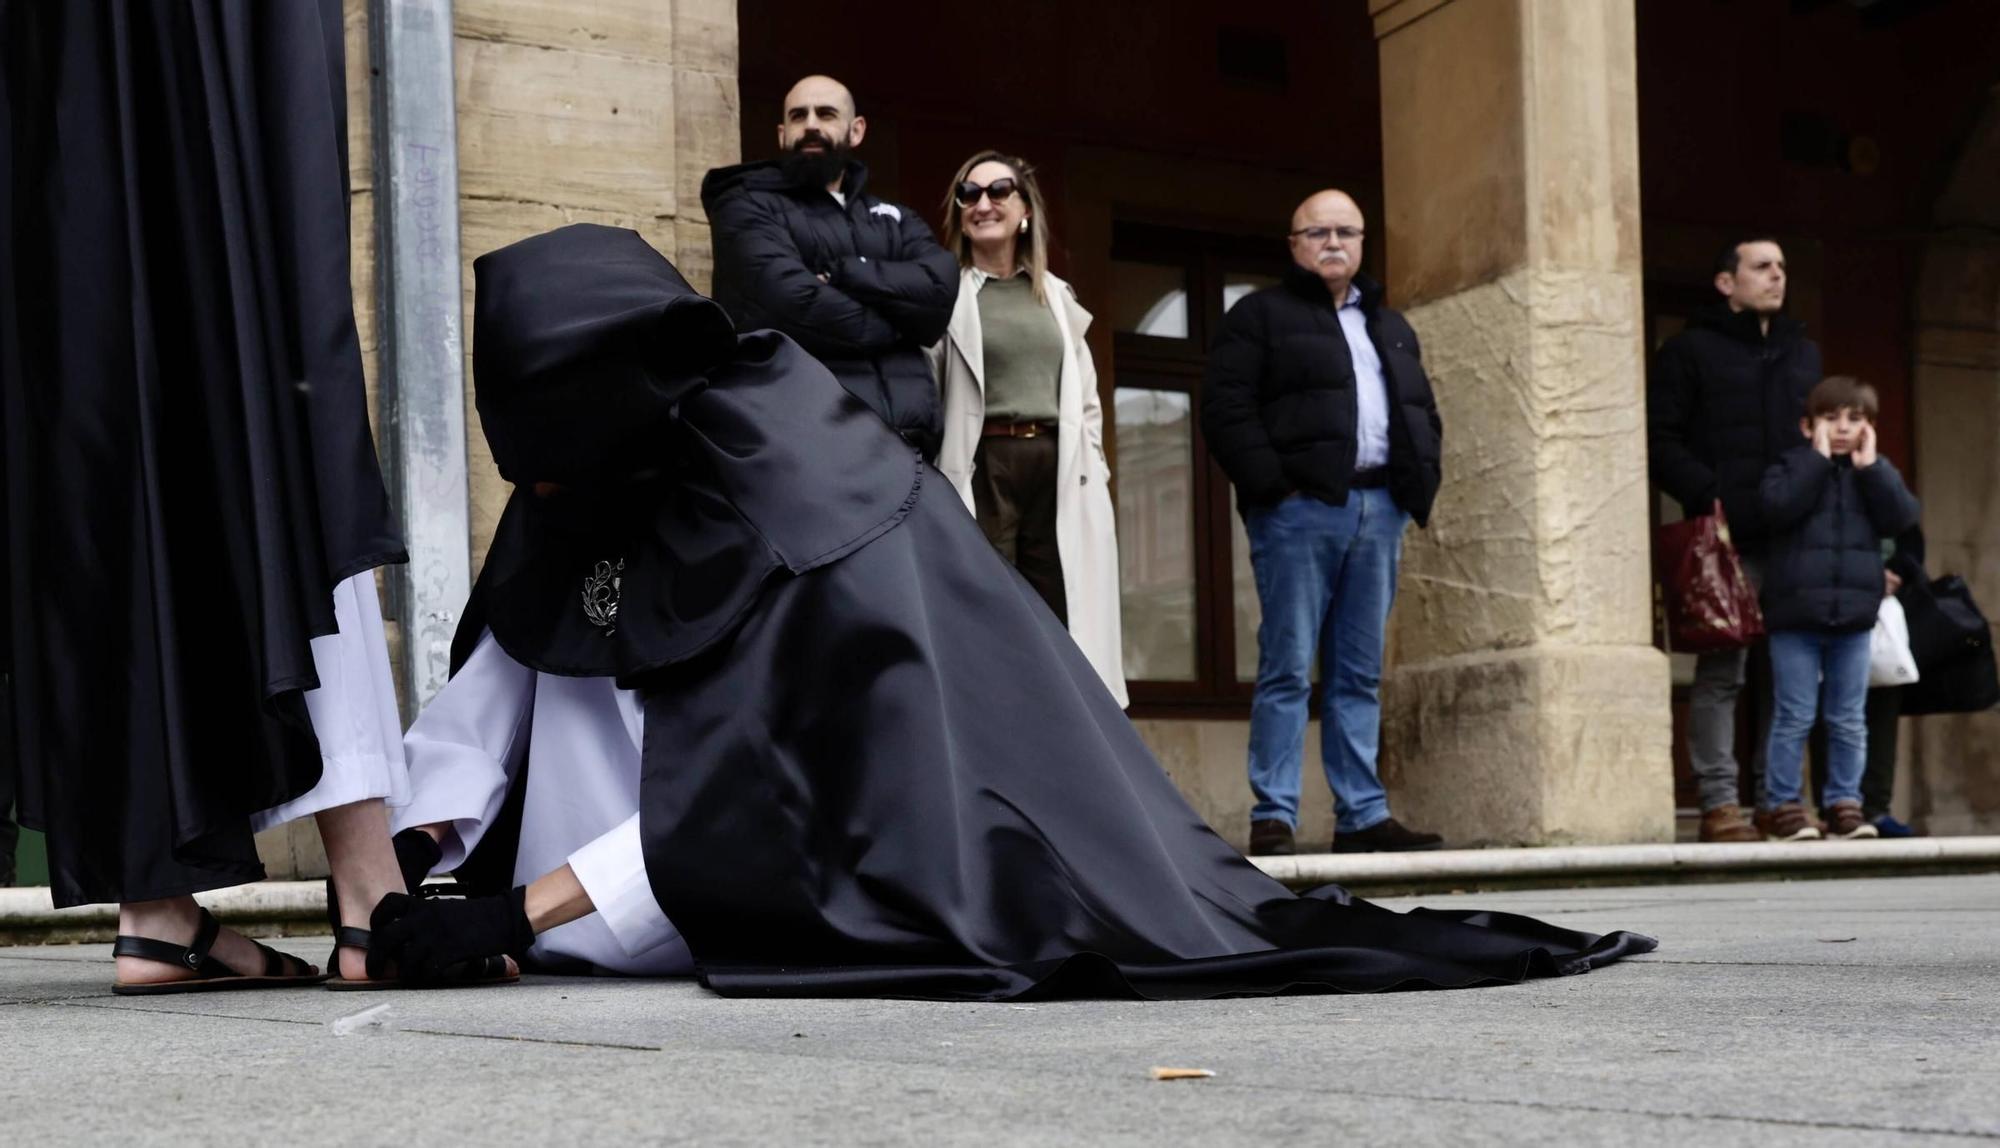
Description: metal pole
369,0,469,715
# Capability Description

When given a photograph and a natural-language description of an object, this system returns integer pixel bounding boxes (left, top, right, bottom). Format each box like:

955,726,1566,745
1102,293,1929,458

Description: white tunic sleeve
253,571,410,831
564,812,681,960
392,632,535,872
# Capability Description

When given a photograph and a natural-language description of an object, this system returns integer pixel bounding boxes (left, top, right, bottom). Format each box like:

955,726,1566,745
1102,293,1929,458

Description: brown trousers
971,434,1067,624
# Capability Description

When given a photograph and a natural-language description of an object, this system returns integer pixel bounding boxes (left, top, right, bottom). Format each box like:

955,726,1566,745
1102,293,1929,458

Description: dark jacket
700,159,958,460
1199,269,1443,525
1648,304,1821,553
1757,448,1920,633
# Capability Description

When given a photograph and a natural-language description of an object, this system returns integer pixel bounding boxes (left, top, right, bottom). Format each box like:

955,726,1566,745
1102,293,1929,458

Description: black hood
471,224,737,486
456,222,923,685
699,157,870,211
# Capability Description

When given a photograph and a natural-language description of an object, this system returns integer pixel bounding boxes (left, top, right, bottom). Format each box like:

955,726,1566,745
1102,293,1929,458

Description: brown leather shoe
1329,818,1443,853
1761,801,1823,842
1822,801,1880,840
1754,804,1825,839
1698,804,1760,843
1248,819,1296,857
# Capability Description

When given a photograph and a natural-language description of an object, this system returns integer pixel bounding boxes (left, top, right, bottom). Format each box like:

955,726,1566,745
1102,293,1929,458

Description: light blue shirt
1338,286,1391,470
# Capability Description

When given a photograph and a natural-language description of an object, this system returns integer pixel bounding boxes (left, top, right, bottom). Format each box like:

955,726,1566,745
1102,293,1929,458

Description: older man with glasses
1200,190,1445,857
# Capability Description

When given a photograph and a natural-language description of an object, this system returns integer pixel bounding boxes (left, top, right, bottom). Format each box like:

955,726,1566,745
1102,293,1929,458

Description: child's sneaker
1753,803,1825,838
1761,802,1823,842
1823,801,1879,839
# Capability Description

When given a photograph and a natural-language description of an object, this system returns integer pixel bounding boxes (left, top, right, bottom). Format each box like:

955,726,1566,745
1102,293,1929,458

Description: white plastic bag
1869,595,1920,687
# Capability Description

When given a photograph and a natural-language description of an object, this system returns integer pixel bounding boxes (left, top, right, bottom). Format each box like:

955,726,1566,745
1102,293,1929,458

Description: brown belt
982,420,1057,440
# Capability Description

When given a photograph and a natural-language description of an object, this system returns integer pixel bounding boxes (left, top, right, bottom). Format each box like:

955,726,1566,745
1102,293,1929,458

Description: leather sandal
111,908,324,995
323,879,518,991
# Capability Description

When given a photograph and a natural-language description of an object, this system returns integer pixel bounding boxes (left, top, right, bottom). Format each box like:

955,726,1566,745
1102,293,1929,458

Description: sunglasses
954,178,1021,207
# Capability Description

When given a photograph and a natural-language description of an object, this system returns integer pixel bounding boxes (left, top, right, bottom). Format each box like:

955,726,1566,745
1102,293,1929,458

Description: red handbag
1655,501,1765,653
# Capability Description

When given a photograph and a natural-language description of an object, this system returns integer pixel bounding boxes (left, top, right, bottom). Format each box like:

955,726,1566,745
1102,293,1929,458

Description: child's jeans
1764,629,1871,808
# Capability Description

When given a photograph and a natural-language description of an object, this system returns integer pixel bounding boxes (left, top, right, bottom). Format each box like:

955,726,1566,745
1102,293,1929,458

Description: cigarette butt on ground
1149,1067,1216,1081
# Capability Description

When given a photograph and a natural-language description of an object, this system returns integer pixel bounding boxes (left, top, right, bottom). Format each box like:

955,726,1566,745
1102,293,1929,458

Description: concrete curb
1253,836,2000,892
6,838,1999,943
0,882,334,945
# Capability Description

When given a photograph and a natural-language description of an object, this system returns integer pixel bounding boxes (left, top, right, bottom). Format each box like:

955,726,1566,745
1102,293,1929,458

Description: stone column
1369,0,1673,844
1907,86,2000,836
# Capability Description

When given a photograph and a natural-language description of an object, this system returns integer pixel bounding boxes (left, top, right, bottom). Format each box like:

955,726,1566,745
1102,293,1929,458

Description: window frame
1106,223,1290,718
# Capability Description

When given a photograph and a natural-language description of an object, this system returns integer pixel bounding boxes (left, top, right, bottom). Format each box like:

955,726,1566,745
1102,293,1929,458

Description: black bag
1899,574,2000,715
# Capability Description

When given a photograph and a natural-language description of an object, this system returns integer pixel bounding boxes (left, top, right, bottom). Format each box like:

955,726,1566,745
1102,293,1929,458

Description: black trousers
970,435,1067,624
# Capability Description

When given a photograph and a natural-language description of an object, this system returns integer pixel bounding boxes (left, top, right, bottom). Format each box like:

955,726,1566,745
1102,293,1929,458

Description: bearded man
700,74,957,461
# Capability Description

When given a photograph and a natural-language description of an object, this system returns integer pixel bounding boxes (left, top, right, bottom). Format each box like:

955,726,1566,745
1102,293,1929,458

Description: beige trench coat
927,268,1128,706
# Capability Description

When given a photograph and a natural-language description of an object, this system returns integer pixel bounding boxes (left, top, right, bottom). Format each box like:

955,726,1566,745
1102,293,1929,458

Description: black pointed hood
471,223,738,487
456,224,922,684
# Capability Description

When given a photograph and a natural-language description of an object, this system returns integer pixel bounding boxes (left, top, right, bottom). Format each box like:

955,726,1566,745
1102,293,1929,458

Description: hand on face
1811,417,1833,458
1853,422,1878,468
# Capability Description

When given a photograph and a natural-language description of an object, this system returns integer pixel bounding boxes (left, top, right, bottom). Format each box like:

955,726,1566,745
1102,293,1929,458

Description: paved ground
1,874,1995,1146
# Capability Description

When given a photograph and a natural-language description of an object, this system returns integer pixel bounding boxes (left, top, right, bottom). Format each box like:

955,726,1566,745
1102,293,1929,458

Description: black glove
391,828,444,894
369,886,535,982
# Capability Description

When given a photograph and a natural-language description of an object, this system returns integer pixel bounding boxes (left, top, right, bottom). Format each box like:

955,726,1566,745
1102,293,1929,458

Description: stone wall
450,0,740,571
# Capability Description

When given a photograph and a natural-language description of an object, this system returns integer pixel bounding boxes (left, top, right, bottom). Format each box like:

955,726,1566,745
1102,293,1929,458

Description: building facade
292,0,2000,877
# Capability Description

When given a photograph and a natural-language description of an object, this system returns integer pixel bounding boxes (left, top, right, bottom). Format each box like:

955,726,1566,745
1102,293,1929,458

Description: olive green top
977,273,1063,423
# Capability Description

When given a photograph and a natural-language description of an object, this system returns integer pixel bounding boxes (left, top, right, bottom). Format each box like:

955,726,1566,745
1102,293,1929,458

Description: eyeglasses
955,178,1021,207
1288,226,1364,244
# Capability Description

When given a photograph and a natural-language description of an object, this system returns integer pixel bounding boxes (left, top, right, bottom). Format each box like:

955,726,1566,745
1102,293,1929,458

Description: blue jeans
1244,488,1409,833
1763,629,1871,809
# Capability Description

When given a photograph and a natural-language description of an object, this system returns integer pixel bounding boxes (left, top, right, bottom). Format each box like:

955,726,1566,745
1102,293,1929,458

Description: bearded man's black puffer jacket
701,158,957,461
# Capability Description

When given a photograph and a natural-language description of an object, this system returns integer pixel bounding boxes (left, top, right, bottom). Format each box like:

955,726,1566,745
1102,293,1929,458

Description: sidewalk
7,837,2000,944
3,874,1995,1146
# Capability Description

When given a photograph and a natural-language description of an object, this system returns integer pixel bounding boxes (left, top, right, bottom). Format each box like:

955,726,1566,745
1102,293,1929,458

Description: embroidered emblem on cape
581,558,625,635
870,203,902,222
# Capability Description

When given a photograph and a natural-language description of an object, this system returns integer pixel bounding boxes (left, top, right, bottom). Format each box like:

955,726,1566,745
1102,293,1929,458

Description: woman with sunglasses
931,152,1126,705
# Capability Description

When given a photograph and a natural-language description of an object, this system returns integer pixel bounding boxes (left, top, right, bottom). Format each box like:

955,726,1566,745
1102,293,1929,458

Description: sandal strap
460,955,511,981
248,938,311,979
332,925,395,981
190,907,223,966
110,908,231,979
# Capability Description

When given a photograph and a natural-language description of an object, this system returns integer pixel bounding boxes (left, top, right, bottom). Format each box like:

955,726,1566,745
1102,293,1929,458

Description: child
1757,376,1921,841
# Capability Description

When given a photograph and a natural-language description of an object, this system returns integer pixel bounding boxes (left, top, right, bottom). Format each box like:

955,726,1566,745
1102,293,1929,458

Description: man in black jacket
1200,190,1444,857
701,75,957,460
1647,238,1821,842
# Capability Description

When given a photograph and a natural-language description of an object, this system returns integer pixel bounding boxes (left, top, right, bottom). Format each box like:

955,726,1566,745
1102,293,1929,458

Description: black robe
1,1,401,905
460,224,1657,1001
